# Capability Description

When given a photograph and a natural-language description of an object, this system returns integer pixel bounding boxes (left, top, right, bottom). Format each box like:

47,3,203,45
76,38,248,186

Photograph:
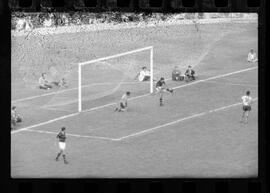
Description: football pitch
11,22,258,178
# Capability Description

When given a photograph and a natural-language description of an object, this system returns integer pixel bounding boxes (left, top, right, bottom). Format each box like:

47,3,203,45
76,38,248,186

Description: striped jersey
156,80,166,87
57,131,66,142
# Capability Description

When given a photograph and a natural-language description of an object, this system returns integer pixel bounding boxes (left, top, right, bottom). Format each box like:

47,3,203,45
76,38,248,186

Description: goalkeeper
114,91,131,112
155,77,173,106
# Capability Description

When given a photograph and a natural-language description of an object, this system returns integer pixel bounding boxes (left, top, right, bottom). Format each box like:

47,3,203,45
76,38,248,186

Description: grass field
11,21,258,178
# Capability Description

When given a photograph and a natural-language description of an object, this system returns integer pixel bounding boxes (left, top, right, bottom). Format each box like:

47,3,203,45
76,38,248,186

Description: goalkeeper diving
114,91,131,112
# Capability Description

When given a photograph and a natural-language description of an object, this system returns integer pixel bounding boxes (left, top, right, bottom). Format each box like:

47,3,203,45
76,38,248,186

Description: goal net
43,46,154,112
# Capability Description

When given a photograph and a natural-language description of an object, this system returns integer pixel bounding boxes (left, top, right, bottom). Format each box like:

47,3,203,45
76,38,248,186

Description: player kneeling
11,106,22,130
114,91,131,112
155,77,173,106
247,49,258,63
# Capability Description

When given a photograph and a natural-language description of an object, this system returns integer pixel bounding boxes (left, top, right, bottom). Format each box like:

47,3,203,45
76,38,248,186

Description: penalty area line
11,67,257,135
25,129,118,141
21,98,258,141
115,98,258,141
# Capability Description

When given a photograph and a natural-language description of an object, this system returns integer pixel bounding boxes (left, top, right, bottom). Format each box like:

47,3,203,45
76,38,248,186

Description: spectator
172,66,184,81
61,14,69,26
39,73,52,90
135,66,151,81
11,106,22,130
185,65,196,82
247,49,258,63
43,13,54,27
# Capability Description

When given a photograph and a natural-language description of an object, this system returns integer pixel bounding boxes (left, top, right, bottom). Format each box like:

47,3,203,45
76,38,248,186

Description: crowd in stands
12,12,255,32
12,12,175,31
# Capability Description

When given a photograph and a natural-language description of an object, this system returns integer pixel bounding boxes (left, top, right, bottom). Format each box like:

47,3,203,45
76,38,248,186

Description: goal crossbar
79,46,153,66
78,46,154,112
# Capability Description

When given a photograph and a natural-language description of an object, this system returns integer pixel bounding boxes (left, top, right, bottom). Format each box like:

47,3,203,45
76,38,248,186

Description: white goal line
12,80,154,103
11,66,258,135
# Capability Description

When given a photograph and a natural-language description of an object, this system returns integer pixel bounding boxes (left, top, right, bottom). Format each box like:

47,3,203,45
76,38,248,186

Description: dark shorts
143,76,150,81
243,105,251,111
120,102,126,109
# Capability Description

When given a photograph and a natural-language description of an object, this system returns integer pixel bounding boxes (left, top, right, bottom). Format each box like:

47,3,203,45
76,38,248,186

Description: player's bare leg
55,150,63,161
244,111,249,124
240,111,246,123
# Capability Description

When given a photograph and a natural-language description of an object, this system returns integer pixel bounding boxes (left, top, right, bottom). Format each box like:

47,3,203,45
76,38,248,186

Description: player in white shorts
240,91,252,124
55,127,68,164
114,91,131,112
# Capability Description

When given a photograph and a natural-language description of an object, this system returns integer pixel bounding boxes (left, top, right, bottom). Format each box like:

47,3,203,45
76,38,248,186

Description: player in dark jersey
55,127,68,164
155,77,173,106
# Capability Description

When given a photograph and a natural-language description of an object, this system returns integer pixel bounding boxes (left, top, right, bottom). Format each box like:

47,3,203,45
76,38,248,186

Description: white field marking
25,129,117,141
115,98,258,141
206,80,258,87
11,67,257,135
22,98,258,141
11,112,79,134
40,105,74,113
12,80,153,103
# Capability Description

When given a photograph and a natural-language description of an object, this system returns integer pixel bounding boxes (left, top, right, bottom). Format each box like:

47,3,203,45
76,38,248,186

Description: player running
55,127,68,164
155,77,173,106
240,91,253,124
114,91,131,112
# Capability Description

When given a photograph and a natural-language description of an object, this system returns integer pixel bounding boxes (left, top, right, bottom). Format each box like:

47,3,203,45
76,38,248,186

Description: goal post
78,46,154,112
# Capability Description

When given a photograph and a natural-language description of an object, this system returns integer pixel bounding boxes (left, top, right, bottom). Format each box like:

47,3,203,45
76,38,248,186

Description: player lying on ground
55,127,68,164
11,106,22,130
247,49,258,63
240,91,253,124
135,66,151,81
51,78,68,88
38,73,52,90
114,91,131,112
185,65,196,82
155,77,174,106
172,66,184,81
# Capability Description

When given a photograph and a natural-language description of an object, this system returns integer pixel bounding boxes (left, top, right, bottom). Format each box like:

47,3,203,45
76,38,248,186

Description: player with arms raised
55,127,68,164
114,91,131,112
240,91,253,124
155,77,173,106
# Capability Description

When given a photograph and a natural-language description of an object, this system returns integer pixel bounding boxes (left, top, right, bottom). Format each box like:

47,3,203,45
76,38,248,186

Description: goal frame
77,46,154,112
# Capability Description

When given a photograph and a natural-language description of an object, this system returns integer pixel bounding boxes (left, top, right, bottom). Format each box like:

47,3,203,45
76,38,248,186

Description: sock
62,154,68,163
56,152,61,160
160,98,163,105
